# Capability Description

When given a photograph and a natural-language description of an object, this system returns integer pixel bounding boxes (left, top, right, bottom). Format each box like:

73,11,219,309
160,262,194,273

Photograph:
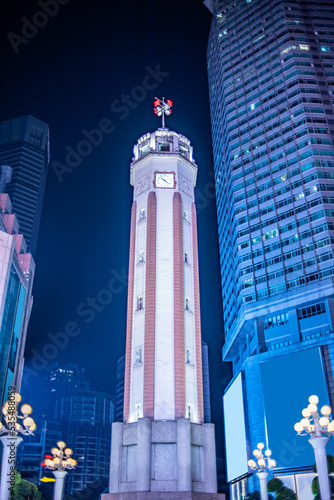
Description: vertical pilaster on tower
103,123,225,499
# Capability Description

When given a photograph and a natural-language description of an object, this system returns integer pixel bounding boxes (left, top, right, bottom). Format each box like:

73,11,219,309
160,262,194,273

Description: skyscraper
36,363,114,496
0,115,49,256
54,389,114,496
0,165,35,405
206,0,334,497
103,104,223,499
41,362,89,417
114,354,125,422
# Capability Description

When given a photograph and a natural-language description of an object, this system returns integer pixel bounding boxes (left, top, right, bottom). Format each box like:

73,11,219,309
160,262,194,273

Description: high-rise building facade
206,0,334,497
0,115,49,256
103,120,223,499
54,389,114,496
0,165,35,405
114,354,125,422
41,362,89,417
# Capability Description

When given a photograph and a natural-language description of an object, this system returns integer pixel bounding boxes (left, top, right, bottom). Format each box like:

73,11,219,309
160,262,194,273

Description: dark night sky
0,0,231,455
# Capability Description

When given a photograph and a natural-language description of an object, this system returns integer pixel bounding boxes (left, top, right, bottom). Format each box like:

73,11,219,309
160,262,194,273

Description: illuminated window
265,313,289,329
140,144,150,156
139,208,145,220
295,192,305,200
179,144,188,158
265,229,278,240
137,296,144,311
135,347,142,364
159,142,170,152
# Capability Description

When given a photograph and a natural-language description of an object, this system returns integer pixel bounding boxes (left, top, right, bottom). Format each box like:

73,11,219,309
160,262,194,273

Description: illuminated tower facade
103,101,224,499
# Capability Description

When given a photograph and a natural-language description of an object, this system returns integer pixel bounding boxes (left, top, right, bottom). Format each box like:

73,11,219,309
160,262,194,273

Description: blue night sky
0,0,232,455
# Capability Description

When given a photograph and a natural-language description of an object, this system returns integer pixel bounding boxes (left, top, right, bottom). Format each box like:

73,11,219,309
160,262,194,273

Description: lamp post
0,392,36,500
294,394,334,500
44,441,77,500
248,442,276,500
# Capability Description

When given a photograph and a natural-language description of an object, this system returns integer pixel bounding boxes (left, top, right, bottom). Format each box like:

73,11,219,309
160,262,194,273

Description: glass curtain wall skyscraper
0,115,49,256
206,0,334,497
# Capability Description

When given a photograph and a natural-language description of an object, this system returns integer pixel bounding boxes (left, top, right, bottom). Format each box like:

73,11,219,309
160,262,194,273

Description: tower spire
153,97,173,128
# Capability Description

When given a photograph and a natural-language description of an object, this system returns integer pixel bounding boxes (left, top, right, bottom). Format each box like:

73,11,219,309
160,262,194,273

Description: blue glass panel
261,348,334,469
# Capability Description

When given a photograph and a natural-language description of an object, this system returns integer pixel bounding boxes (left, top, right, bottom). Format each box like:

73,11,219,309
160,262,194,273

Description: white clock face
155,172,175,188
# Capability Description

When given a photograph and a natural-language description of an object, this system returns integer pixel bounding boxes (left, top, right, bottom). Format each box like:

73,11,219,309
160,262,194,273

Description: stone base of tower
102,418,224,498
102,493,225,499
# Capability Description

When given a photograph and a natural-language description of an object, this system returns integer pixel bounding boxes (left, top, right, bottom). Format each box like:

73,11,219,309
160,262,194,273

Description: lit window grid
208,0,334,333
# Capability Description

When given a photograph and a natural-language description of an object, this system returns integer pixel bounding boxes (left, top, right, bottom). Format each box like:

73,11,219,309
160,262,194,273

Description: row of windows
241,249,333,287
236,179,327,225
242,263,334,303
245,219,333,257
237,204,331,241
233,152,334,207
234,160,333,206
233,158,321,213
136,295,193,312
133,346,195,367
297,301,326,319
264,312,289,329
239,235,333,264
230,102,327,154
227,81,322,130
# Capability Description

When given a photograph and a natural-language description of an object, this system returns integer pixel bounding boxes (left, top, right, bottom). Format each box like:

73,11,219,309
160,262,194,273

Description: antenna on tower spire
153,97,173,128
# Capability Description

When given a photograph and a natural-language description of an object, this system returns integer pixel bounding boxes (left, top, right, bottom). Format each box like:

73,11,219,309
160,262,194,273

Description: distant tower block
103,102,225,499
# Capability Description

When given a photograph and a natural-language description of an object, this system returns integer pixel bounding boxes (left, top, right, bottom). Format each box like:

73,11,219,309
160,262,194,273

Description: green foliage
313,454,334,473
9,471,44,500
312,475,334,495
245,492,260,500
245,492,273,500
266,478,297,500
275,487,297,500
267,478,284,492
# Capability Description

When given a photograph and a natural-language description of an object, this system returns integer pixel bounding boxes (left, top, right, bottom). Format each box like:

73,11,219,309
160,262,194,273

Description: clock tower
103,103,224,499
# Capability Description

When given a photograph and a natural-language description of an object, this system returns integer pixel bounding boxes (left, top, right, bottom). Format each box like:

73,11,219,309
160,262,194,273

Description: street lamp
45,441,77,500
0,392,36,500
294,394,334,500
248,442,276,500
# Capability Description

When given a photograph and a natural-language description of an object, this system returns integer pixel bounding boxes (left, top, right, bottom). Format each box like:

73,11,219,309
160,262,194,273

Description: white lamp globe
309,395,319,405
321,405,332,416
300,418,310,428
319,417,330,427
20,404,32,415
308,403,317,414
294,422,303,432
14,393,22,403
